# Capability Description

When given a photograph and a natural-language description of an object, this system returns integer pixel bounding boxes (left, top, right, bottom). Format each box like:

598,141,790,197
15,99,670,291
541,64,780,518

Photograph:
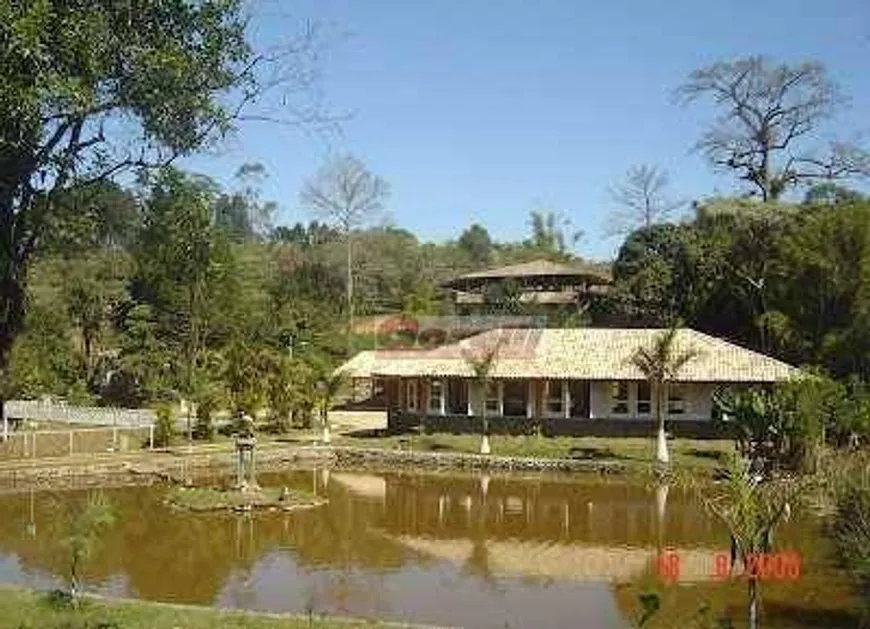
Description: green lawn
0,587,427,629
337,433,735,473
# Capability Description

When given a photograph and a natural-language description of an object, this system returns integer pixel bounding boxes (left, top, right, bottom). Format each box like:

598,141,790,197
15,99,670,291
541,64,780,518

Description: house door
447,379,468,415
503,380,528,417
569,381,590,418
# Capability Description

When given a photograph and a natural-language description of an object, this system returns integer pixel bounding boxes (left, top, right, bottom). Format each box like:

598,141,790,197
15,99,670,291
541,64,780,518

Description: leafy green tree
132,168,237,436
41,181,140,255
804,183,865,206
526,210,581,256
6,303,86,402
458,223,493,266
60,493,115,605
631,326,701,465
115,304,173,405
0,0,301,422
266,355,315,433
610,224,705,326
62,253,128,377
272,221,340,247
222,340,270,419
213,163,276,241
715,388,787,468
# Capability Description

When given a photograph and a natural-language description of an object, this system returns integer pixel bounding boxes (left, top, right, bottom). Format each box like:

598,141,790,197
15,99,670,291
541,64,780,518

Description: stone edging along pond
0,444,629,491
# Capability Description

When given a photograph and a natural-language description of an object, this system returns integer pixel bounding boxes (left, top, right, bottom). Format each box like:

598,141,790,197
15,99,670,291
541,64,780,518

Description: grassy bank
0,587,434,629
337,433,734,474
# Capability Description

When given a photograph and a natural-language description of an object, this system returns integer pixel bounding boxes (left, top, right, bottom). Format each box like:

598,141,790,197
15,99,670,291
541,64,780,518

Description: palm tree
631,325,700,465
315,370,348,444
699,457,800,629
462,333,505,455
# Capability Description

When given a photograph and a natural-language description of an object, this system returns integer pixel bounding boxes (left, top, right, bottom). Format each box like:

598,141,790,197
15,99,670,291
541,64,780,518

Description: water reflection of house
336,326,799,437
332,473,387,501
331,470,723,584
393,535,721,583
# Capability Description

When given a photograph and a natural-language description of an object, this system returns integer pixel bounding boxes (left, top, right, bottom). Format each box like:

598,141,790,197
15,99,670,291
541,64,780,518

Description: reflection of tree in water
225,514,257,610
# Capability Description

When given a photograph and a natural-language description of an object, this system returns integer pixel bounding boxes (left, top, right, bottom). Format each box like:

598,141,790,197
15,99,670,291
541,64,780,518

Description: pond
0,469,860,629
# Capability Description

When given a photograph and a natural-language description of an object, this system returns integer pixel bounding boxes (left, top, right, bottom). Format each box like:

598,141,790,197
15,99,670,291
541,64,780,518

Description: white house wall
405,378,716,421
590,381,714,421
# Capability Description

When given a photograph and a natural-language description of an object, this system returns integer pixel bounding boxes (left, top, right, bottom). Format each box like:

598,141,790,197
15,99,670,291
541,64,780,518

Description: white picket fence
0,425,154,459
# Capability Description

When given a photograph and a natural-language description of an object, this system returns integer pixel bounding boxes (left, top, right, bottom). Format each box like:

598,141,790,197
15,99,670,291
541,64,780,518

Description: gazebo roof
443,259,611,289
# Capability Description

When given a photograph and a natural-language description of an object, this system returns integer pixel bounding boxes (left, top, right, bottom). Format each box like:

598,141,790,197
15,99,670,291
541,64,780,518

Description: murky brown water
0,469,860,629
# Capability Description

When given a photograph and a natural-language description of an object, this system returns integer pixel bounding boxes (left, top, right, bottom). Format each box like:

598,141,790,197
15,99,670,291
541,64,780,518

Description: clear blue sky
183,0,870,260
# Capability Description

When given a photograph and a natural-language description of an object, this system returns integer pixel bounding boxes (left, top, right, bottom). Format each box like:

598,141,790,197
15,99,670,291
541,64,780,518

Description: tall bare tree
607,165,682,236
677,56,869,201
299,155,389,343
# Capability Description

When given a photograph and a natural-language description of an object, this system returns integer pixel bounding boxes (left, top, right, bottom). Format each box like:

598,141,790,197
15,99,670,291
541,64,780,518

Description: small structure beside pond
165,414,326,513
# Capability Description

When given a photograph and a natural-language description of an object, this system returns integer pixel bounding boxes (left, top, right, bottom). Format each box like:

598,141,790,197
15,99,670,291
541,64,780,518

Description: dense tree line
607,191,870,379
3,166,589,420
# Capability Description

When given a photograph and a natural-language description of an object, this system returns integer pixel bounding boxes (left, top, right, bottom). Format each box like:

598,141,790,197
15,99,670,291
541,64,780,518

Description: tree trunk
0,268,26,443
346,231,354,352
748,577,758,629
480,405,490,455
654,382,670,465
321,405,331,443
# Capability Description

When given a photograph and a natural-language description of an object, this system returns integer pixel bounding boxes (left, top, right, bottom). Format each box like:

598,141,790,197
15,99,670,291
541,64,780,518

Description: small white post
112,425,118,451
149,425,154,450
69,430,74,456
563,382,571,419
467,381,473,417
526,381,534,418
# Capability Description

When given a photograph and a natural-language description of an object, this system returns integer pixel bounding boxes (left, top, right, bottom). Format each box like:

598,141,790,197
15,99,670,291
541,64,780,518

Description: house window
611,382,630,415
668,384,686,415
406,380,418,413
545,381,565,416
429,380,445,415
637,381,651,415
484,382,501,415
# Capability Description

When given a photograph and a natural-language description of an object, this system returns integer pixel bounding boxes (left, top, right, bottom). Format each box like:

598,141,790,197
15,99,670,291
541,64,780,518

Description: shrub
716,374,860,473
153,406,174,447
193,400,215,441
828,456,870,613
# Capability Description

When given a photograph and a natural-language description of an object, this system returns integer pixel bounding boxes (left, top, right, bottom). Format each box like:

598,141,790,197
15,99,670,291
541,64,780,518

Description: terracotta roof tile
338,328,800,383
